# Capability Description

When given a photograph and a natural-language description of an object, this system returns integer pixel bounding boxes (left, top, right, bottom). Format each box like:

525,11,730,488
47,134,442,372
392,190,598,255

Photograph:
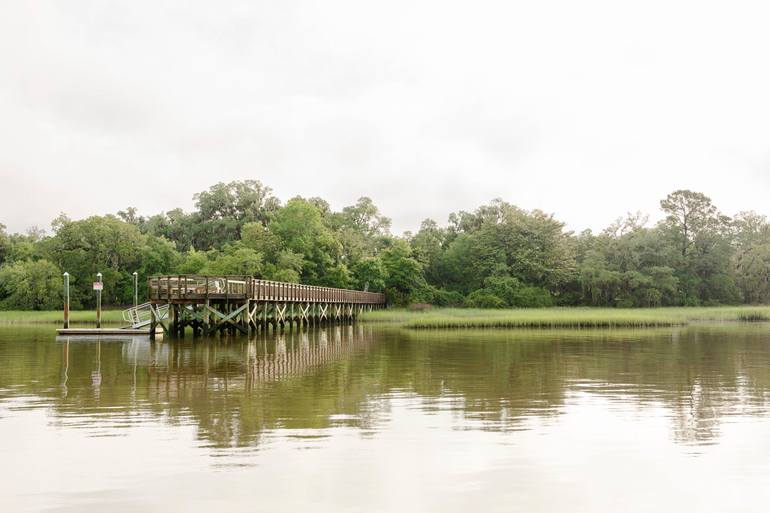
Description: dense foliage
1,182,769,309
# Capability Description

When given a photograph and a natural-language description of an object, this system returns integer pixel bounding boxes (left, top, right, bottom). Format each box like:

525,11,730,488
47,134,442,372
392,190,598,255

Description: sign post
95,273,103,328
63,272,70,329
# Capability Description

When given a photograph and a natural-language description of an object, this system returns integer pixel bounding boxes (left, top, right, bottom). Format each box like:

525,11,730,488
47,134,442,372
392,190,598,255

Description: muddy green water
2,324,770,512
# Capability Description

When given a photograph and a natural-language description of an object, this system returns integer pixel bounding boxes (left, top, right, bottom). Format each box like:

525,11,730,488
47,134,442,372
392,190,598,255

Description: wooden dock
147,275,386,339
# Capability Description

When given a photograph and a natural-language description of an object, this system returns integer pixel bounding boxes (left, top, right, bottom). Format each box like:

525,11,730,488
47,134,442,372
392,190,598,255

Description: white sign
92,282,103,291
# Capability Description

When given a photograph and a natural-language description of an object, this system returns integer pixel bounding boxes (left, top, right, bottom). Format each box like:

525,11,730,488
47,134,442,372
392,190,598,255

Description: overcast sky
2,0,770,236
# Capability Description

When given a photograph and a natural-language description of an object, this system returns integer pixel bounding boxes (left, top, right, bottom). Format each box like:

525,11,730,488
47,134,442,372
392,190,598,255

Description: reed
361,306,770,329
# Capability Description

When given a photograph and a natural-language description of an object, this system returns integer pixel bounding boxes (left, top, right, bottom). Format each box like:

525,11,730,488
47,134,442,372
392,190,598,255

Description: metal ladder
122,302,168,329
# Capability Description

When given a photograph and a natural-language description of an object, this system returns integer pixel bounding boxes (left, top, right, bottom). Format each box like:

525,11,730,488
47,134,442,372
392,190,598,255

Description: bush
409,285,466,307
464,290,506,308
481,275,552,307
512,286,553,307
385,287,410,307
408,285,438,305
615,298,635,308
434,289,465,307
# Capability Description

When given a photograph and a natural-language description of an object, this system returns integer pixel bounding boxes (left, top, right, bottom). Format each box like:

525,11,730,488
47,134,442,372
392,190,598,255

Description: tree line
1,181,769,310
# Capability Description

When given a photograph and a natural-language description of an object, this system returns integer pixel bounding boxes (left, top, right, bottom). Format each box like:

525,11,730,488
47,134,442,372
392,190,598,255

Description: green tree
410,219,446,283
659,190,737,305
203,246,264,276
0,259,62,310
660,190,719,258
177,249,211,274
268,198,343,286
433,200,575,298
380,240,425,304
116,207,143,226
350,257,386,292
192,180,280,249
41,215,147,306
0,223,10,266
736,241,770,303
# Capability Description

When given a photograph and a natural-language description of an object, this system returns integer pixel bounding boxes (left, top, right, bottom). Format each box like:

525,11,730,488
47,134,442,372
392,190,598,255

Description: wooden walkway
147,275,386,339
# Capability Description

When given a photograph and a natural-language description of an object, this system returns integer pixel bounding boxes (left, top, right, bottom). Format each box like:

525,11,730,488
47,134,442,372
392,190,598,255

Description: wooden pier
147,275,387,339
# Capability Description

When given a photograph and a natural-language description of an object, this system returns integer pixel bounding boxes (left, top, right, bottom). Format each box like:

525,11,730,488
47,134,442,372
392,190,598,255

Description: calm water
2,324,770,512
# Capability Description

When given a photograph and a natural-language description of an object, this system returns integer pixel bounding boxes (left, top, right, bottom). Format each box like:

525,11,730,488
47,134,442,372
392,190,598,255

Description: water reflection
2,325,770,450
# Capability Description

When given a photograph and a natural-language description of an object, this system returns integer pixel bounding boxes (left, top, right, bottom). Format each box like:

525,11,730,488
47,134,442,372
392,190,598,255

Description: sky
1,0,770,236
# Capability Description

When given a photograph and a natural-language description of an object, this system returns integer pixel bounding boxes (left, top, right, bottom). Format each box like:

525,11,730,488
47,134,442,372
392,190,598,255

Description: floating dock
56,328,155,336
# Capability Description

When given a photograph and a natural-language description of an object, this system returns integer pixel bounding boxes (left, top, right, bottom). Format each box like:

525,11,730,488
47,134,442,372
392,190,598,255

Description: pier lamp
63,272,70,329
133,272,138,308
96,272,103,328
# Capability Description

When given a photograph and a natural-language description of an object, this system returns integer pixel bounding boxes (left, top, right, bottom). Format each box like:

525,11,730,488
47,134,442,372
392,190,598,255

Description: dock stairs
122,302,169,329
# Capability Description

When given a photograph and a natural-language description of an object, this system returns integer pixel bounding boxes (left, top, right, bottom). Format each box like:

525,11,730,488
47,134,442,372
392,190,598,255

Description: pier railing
148,275,387,305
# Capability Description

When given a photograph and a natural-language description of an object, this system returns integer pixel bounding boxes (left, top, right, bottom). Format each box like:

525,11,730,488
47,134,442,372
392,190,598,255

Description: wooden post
149,305,157,341
168,303,178,338
63,272,70,329
204,299,210,335
241,301,249,333
192,305,201,338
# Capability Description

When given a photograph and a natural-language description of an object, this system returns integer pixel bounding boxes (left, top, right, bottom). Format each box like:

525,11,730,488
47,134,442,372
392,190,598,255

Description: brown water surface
2,324,770,512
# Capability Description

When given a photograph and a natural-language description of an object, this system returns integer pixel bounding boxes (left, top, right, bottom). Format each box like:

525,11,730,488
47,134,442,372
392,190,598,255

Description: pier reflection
50,326,380,448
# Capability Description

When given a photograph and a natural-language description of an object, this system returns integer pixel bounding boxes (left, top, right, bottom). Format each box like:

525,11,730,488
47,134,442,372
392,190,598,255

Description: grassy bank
361,306,770,329
0,310,125,325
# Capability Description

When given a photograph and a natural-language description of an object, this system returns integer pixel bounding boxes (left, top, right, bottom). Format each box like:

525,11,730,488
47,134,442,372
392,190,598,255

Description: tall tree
660,190,720,258
268,198,345,286
192,180,281,249
0,223,9,266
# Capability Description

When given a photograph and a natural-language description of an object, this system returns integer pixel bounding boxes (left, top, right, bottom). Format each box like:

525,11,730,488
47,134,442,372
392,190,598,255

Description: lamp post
96,272,103,328
133,272,138,308
63,272,70,329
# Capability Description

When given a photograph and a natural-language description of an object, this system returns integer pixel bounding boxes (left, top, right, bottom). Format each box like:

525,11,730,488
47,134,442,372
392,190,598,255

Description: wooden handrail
147,274,386,304
147,275,386,304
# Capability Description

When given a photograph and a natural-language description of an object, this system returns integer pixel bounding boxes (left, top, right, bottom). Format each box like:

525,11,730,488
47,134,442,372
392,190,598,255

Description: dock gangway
122,302,169,329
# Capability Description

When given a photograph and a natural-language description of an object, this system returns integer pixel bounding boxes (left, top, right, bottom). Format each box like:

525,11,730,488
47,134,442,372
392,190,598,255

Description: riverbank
0,310,125,325
360,306,770,329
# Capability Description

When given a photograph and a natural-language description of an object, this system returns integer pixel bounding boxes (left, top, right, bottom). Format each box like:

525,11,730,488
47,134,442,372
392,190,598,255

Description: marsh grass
362,306,770,329
398,326,684,343
4,306,770,329
737,311,770,322
0,310,125,325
